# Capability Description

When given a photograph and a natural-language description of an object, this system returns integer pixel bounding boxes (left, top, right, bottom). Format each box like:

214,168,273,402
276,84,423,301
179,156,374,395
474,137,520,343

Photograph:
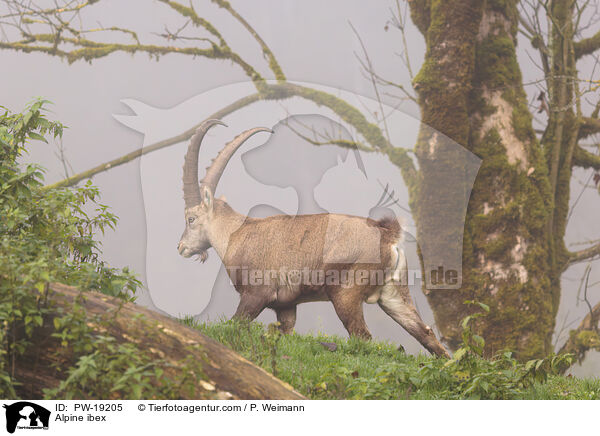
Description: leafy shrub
46,315,210,400
0,100,144,397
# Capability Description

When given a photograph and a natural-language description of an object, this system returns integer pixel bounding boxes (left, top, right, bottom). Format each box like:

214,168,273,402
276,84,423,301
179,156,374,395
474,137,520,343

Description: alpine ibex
177,119,449,357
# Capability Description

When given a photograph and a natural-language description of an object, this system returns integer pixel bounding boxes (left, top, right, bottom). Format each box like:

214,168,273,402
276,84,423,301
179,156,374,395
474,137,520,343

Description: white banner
0,399,594,436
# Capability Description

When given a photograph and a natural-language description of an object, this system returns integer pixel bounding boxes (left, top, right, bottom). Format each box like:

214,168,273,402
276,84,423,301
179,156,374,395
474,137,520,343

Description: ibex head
177,119,272,261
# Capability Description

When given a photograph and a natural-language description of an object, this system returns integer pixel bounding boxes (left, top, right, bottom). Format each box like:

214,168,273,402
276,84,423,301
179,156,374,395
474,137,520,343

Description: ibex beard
177,119,450,358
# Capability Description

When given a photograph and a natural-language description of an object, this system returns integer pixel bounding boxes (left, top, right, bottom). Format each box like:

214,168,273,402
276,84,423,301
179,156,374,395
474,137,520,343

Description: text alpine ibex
177,119,449,357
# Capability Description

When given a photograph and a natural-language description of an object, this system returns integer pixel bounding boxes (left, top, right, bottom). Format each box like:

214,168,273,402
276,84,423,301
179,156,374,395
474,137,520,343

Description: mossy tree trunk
407,0,584,359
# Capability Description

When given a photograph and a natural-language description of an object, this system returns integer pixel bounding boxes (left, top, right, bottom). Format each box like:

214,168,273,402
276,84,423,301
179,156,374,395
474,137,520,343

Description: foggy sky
2,0,599,375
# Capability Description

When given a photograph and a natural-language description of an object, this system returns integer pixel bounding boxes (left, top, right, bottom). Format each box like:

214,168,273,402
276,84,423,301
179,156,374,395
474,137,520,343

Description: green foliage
0,99,141,397
47,297,211,400
194,306,586,400
46,336,161,400
431,301,575,399
521,375,600,400
45,335,210,400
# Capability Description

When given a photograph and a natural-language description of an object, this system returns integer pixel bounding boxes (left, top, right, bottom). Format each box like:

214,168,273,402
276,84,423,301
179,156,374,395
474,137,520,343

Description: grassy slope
185,319,600,400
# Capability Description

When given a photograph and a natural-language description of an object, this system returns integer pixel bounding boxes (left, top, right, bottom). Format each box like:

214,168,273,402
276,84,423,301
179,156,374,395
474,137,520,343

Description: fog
2,0,599,374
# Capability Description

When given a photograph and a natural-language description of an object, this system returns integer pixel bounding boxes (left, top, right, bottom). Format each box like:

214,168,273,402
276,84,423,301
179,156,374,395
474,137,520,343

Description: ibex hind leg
276,306,297,334
377,282,449,358
330,291,372,340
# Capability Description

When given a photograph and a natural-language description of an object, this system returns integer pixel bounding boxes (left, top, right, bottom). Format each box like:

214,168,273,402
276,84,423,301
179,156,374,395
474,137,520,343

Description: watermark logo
224,266,459,288
3,402,50,434
115,81,481,317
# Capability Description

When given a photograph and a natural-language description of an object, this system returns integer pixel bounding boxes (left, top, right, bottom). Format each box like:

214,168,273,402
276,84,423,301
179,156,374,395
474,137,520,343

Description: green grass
520,376,600,400
184,318,600,400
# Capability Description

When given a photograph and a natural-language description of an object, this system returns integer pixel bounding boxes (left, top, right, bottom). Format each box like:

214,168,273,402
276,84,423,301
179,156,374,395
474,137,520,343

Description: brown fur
178,124,449,357
199,200,449,357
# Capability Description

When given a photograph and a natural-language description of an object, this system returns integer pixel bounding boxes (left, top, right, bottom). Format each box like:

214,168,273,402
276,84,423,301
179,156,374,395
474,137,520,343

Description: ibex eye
188,217,195,224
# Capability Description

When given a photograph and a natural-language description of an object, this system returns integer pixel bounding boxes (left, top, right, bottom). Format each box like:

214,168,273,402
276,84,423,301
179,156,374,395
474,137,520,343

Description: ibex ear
201,186,214,211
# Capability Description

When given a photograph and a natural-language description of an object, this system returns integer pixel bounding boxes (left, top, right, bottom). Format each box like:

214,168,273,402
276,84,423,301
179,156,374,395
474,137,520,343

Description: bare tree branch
54,136,73,179
0,36,227,62
43,92,263,190
210,0,285,82
575,29,600,59
0,0,269,91
43,82,417,190
518,5,550,75
350,21,393,145
573,144,600,169
388,0,416,80
1,1,420,193
567,242,600,268
579,116,600,139
282,115,374,152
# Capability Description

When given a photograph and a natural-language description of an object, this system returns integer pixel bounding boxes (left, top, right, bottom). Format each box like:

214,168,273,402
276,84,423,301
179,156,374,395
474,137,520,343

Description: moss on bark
410,0,560,359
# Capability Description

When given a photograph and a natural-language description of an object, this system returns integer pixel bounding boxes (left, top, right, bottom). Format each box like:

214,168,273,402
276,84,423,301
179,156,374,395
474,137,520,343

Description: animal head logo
3,402,50,434
114,81,480,323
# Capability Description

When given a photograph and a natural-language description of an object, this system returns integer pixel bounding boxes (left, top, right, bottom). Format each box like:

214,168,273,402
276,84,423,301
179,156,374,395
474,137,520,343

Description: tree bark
14,283,305,400
409,0,559,359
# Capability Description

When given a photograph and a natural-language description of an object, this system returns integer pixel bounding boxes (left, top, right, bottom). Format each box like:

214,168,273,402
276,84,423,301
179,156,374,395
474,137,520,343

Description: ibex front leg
232,289,272,321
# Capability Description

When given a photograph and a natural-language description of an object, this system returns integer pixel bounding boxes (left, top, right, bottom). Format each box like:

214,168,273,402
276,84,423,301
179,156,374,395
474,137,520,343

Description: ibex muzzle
178,119,449,358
